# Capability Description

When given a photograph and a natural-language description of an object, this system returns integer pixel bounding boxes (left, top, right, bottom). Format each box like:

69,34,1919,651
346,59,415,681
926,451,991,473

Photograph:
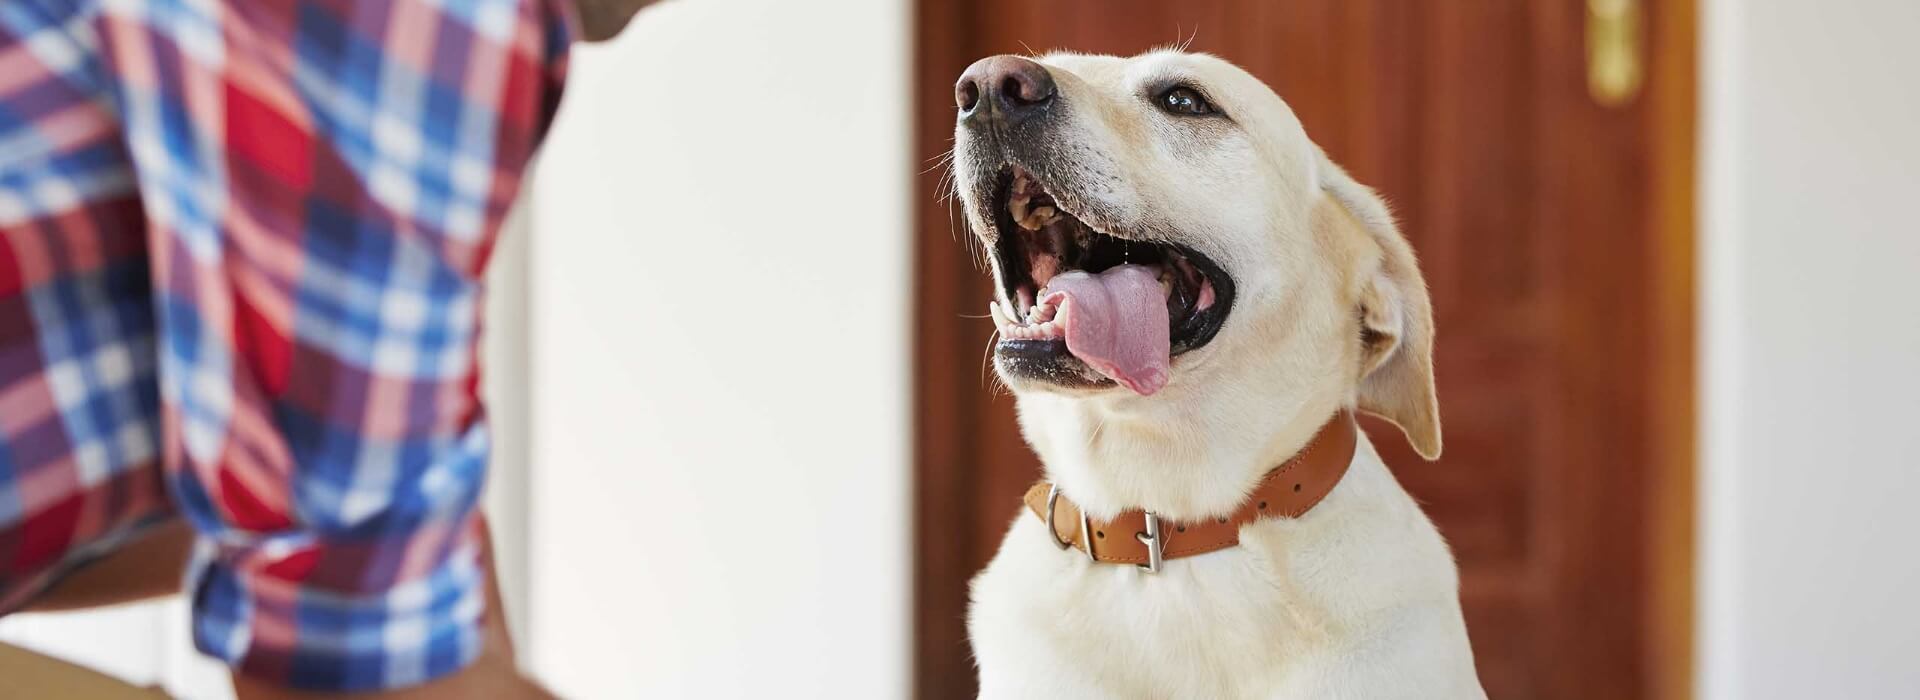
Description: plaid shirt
1,0,571,690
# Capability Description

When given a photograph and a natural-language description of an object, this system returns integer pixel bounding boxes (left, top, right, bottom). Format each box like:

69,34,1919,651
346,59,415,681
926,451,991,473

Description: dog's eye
1156,86,1216,116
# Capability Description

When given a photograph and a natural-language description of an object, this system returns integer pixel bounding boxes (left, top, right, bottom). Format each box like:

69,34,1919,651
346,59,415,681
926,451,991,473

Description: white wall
1699,1,1920,698
525,0,912,697
482,196,536,660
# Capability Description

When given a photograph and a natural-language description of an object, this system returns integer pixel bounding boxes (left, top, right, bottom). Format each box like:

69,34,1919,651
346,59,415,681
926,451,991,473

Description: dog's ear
1319,161,1443,460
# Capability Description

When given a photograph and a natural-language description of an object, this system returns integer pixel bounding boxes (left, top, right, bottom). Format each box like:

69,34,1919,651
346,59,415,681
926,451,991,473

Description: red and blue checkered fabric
1,0,571,690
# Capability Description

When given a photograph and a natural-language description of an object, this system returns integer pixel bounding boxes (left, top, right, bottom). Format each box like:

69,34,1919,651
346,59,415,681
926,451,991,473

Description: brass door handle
1587,0,1644,107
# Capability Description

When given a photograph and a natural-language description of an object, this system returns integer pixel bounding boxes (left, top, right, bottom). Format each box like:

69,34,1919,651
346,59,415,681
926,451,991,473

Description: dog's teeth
1018,205,1056,231
1034,302,1056,322
990,301,1013,328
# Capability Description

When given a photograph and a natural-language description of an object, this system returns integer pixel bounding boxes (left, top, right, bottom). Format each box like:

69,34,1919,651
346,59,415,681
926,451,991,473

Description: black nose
955,55,1056,124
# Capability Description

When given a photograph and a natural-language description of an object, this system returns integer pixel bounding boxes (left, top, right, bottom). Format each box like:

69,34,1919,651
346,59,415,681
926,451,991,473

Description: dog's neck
1014,374,1353,522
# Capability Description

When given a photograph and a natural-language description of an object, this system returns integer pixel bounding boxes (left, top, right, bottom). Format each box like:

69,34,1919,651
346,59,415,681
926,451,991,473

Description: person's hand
570,0,661,42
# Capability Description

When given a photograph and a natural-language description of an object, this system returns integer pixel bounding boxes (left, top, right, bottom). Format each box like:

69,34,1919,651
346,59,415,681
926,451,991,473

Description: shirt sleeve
95,0,574,690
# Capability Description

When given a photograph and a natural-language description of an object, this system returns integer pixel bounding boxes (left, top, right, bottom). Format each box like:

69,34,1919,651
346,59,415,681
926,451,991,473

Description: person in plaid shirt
1,1,650,696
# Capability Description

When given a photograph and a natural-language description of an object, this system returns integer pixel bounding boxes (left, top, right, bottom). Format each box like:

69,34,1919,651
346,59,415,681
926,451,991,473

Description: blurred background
3,0,1916,698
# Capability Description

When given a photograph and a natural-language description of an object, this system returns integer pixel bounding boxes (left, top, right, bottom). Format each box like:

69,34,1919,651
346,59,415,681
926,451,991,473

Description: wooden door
911,1,1696,699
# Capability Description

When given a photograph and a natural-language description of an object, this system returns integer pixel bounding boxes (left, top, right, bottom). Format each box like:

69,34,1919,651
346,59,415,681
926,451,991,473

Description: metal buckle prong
1077,510,1096,562
1136,511,1165,573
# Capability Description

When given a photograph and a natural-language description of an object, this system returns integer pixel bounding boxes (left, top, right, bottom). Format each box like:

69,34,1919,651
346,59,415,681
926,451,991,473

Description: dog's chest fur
968,437,1486,699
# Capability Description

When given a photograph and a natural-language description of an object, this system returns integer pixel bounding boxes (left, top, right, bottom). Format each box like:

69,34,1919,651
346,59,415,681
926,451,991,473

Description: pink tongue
1040,265,1170,395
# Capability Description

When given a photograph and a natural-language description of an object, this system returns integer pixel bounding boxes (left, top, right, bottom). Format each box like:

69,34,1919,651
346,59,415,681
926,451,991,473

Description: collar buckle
1047,485,1165,573
1135,511,1165,573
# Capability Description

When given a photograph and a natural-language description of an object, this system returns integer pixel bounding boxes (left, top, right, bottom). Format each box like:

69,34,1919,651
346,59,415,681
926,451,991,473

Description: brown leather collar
1023,411,1358,572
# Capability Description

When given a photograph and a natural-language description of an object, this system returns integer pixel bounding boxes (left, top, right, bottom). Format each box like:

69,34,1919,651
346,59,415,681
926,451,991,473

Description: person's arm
96,0,572,694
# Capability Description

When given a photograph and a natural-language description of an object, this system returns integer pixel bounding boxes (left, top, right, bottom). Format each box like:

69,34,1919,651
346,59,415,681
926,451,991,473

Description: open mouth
985,167,1235,395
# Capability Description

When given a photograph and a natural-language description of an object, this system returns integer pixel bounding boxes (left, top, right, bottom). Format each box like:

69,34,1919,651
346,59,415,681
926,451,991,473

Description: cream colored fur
957,50,1485,699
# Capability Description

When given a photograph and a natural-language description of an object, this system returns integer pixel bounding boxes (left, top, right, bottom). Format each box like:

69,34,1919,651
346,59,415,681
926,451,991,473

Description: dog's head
952,50,1441,461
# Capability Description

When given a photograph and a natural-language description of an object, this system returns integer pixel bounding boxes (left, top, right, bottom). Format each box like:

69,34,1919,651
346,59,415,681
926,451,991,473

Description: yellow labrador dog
951,50,1487,699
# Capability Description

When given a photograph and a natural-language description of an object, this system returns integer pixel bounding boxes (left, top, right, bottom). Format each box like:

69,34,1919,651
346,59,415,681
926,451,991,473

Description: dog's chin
993,339,1114,394
994,335,1241,400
